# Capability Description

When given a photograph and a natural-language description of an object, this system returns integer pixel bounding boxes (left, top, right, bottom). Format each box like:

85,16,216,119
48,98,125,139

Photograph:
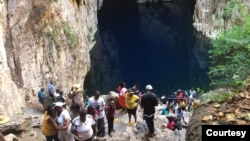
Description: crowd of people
38,81,194,141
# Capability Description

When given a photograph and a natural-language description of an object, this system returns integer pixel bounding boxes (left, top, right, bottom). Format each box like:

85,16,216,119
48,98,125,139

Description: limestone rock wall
0,0,22,116
0,0,99,116
193,0,250,38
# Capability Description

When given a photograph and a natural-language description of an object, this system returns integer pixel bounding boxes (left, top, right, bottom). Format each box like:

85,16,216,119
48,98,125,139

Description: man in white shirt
87,91,106,137
71,109,96,141
54,89,60,101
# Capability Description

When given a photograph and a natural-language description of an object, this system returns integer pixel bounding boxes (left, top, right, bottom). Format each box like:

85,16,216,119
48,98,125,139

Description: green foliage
223,0,244,20
47,25,61,46
201,91,232,104
48,30,56,40
62,22,78,47
195,87,206,96
209,16,250,90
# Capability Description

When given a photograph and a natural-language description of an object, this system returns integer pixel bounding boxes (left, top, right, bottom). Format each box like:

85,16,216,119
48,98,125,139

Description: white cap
55,102,65,107
146,84,153,90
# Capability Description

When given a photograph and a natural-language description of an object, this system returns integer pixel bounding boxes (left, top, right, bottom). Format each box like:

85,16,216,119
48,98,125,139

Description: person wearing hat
140,84,158,138
125,89,139,127
55,102,73,141
69,84,84,108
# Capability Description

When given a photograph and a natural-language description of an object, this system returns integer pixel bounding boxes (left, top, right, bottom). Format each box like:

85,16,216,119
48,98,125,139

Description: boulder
4,133,18,141
0,116,31,134
105,91,119,108
106,91,119,101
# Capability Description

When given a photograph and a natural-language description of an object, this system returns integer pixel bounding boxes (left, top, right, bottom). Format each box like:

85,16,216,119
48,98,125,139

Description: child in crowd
105,100,116,137
161,105,168,115
84,95,89,108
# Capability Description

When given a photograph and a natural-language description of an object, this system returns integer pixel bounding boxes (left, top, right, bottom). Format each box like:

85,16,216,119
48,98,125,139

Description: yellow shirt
125,93,139,109
41,113,57,136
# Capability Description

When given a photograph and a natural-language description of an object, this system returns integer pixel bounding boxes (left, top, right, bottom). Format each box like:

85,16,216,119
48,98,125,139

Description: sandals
132,122,137,127
127,122,132,126
127,122,137,127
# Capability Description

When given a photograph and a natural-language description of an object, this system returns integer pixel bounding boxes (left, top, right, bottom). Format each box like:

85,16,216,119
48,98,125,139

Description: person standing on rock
140,84,158,138
125,89,139,126
88,90,106,137
117,81,127,113
105,100,116,137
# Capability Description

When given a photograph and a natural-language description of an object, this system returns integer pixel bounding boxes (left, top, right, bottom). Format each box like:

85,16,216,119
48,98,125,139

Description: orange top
119,95,126,108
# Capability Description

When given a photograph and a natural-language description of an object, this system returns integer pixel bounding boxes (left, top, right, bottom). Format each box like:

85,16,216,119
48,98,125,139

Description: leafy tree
208,16,250,90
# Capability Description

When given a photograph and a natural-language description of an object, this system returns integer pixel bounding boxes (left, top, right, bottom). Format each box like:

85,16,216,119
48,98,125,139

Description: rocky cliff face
0,0,99,116
187,1,250,140
0,0,22,116
193,0,250,38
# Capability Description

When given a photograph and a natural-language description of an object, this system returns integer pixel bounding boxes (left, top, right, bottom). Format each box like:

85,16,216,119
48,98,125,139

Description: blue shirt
38,90,45,103
84,100,89,107
161,108,168,115
47,84,55,94
177,111,183,119
168,94,175,100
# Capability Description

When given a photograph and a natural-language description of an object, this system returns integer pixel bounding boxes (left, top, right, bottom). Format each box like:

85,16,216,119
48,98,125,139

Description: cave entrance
84,0,211,96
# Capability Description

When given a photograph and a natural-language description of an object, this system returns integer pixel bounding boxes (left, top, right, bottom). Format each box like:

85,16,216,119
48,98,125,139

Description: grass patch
62,22,78,47
46,24,61,47
201,91,234,104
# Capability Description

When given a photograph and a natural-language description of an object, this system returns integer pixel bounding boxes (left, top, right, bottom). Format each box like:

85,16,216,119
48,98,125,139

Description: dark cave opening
84,0,211,96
